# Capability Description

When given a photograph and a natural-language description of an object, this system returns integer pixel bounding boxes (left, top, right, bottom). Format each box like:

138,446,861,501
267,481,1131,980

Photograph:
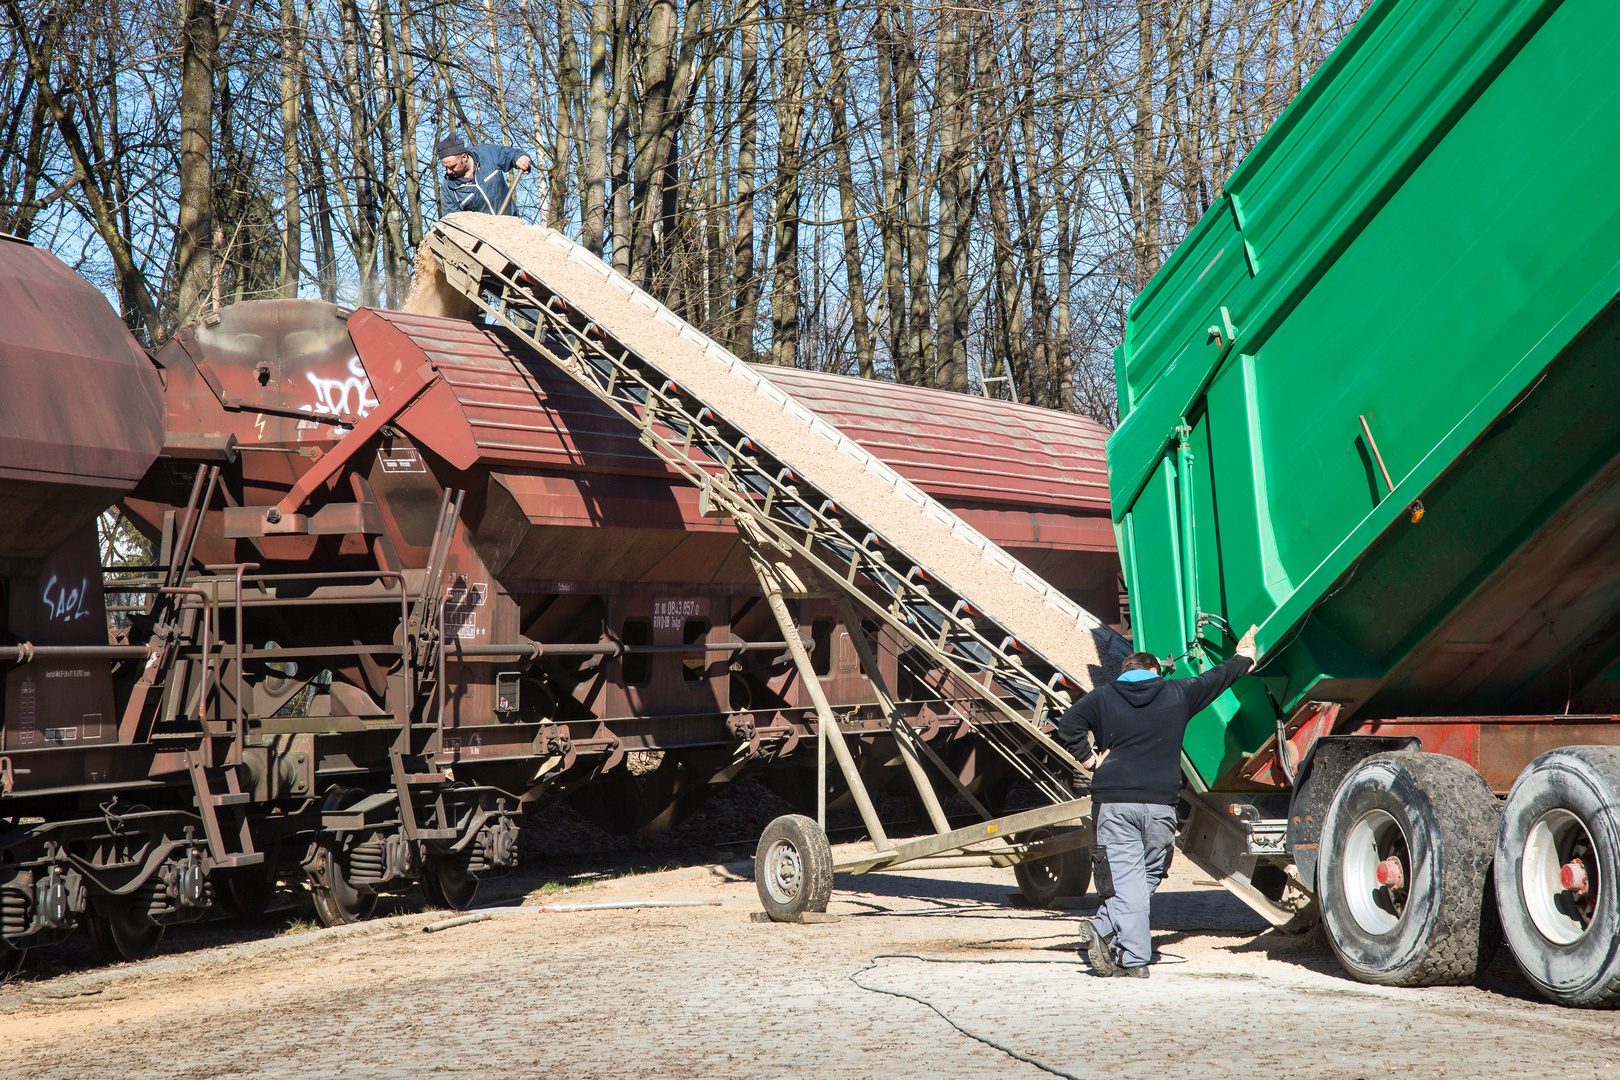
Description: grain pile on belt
406,212,1123,690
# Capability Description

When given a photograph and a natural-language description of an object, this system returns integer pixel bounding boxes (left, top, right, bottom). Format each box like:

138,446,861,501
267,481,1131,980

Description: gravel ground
2,846,1615,1080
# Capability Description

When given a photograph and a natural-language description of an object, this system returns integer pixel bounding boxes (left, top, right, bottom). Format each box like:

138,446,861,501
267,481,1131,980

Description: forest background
2,0,1363,426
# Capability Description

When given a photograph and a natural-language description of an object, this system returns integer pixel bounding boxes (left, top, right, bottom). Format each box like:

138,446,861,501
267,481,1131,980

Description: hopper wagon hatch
1109,0,1620,1005
0,223,1128,965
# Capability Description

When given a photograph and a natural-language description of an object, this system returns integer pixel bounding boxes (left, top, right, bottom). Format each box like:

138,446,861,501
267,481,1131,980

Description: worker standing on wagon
1057,625,1258,977
436,134,533,218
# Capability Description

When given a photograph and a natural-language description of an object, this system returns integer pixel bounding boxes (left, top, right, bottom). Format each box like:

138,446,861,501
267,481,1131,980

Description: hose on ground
847,950,1188,1080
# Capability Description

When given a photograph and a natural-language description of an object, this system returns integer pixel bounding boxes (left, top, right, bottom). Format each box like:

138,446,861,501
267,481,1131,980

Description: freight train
0,231,1119,965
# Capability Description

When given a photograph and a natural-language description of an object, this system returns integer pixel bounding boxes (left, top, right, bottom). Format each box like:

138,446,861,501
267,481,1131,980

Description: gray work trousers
1089,802,1179,968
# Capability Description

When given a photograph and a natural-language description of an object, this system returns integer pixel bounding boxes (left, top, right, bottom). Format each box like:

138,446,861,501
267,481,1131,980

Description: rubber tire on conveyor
755,815,833,921
1012,826,1091,908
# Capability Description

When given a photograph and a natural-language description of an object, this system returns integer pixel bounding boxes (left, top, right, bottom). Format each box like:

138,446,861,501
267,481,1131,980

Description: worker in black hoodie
1056,626,1257,977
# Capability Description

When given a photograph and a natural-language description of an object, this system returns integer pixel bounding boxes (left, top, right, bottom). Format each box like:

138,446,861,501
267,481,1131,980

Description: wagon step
194,791,251,808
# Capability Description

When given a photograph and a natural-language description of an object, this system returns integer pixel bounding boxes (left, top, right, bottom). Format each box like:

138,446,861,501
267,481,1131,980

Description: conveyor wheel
755,815,832,921
1318,752,1498,986
1495,746,1620,1007
422,853,479,911
1012,826,1091,908
84,899,163,964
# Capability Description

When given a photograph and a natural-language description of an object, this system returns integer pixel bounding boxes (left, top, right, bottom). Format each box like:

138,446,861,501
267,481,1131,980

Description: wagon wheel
216,846,280,921
421,852,479,911
310,843,378,927
84,899,164,964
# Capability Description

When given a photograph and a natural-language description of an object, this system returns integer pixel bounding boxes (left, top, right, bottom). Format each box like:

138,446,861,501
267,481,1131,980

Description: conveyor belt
418,215,1132,802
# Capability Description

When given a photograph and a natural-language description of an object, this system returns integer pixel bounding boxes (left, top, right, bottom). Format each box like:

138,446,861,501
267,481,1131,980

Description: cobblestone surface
1,850,1616,1079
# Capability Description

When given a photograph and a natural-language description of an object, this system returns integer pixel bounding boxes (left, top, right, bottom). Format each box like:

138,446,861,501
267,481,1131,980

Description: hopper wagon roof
0,235,164,557
348,308,1114,553
0,236,164,490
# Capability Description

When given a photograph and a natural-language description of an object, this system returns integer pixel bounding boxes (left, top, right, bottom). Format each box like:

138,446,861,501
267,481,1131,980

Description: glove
1235,624,1259,662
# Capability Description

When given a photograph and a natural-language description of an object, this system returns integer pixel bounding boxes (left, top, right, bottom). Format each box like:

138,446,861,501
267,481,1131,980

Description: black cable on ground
846,951,1190,1080
849,954,1088,1080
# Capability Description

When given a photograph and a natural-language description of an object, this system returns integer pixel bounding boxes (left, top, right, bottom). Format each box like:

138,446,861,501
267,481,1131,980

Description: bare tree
0,0,1365,421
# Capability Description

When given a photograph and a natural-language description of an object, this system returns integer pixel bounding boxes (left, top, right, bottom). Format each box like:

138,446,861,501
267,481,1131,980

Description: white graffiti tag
41,575,91,622
300,356,380,419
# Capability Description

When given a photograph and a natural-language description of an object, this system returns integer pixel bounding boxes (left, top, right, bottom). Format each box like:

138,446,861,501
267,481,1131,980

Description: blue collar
1117,669,1160,683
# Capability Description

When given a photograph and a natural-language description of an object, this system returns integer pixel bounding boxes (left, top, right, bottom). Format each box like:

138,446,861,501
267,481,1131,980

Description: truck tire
1318,752,1499,986
1012,826,1091,908
755,815,833,921
1494,746,1620,1007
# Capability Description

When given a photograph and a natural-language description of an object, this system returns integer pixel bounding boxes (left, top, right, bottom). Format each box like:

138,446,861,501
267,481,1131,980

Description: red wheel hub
1560,858,1590,897
1375,855,1405,890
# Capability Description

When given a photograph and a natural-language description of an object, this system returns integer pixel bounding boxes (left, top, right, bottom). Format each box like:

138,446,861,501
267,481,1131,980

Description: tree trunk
176,0,218,325
933,9,960,391
340,0,379,306
583,0,611,255
550,0,580,230
986,117,1027,403
824,3,872,378
768,0,806,367
370,0,408,305
630,0,705,292
304,60,338,302
1054,141,1075,413
486,0,511,142
609,0,631,275
396,0,422,250
898,2,929,385
278,0,302,296
729,0,759,356
4,0,160,338
700,21,722,332
875,4,907,383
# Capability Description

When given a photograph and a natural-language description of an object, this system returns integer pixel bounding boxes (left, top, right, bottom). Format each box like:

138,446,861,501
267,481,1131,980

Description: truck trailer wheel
1495,746,1620,1007
1318,752,1499,986
1013,826,1091,908
755,815,833,920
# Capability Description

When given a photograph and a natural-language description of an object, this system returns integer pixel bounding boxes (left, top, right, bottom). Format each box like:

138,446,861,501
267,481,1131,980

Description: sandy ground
1,847,1615,1080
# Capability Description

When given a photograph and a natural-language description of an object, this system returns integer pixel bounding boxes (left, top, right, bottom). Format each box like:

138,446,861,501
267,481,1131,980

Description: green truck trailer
1110,0,1620,1005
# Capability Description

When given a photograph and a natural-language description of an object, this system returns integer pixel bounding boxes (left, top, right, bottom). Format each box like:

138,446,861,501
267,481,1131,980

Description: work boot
1110,964,1150,978
1076,918,1118,976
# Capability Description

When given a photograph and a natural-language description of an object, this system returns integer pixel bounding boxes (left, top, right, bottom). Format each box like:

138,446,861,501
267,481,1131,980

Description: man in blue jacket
437,134,532,217
1057,625,1257,977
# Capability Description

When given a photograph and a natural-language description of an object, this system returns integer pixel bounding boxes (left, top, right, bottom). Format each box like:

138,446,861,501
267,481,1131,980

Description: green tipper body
1108,0,1620,790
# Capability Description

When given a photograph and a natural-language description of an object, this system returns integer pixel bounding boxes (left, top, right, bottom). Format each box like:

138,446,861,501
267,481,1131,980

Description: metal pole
827,593,952,834
818,688,827,832
175,467,219,588
158,588,212,721
745,546,889,851
233,562,259,765
828,592,994,821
